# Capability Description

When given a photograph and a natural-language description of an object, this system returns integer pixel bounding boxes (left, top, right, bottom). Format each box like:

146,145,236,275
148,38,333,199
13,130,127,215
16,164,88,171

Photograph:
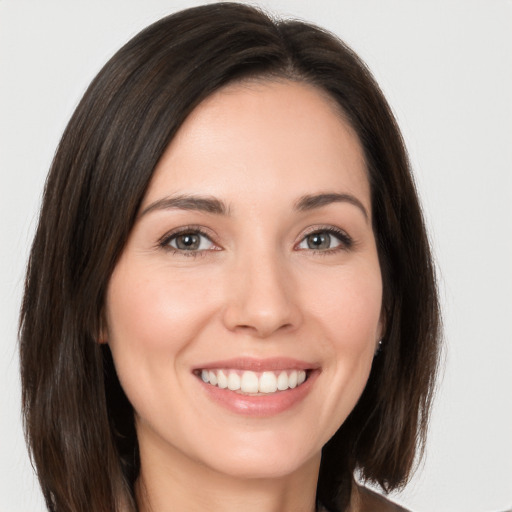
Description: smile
194,358,318,416
199,369,308,394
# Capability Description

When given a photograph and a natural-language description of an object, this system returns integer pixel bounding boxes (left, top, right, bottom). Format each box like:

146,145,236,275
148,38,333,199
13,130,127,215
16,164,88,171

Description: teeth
289,370,298,389
199,369,309,394
208,371,218,386
277,371,288,390
227,372,241,391
240,371,259,393
217,370,228,389
259,371,277,393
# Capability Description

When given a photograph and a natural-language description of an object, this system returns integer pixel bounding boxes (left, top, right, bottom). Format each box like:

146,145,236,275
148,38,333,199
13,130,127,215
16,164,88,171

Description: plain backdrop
1,1,511,511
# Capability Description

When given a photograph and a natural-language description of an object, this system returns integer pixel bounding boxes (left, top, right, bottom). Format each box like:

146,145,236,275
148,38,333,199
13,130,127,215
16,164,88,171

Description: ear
375,306,388,354
97,332,108,344
97,313,109,344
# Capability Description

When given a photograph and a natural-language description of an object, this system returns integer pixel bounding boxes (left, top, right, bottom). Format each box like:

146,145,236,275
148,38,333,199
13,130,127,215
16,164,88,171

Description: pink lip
193,357,317,372
193,358,320,417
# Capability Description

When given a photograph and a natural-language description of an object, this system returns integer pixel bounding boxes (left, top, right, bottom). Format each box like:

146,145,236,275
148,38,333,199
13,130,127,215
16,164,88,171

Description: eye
297,228,351,251
162,230,215,252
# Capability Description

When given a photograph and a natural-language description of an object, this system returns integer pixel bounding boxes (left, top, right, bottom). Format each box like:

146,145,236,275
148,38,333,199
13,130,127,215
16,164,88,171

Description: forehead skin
143,79,371,220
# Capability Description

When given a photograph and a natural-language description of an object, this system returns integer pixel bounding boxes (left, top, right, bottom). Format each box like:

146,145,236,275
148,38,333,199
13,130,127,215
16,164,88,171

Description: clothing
349,484,410,511
319,484,410,512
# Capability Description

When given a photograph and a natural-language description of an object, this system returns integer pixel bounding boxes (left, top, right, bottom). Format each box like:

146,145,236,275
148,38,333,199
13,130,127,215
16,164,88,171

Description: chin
189,428,322,481
207,450,316,481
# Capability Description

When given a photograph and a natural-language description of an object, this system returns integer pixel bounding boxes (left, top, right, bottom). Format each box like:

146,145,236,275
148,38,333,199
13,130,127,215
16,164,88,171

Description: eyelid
295,225,353,251
157,224,353,255
158,225,221,253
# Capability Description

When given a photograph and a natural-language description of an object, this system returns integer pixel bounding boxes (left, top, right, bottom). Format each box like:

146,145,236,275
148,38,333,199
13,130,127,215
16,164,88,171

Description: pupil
308,233,330,250
177,234,199,250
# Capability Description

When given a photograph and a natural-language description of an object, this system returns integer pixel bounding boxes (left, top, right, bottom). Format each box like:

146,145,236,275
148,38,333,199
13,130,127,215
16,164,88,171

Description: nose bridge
222,241,300,337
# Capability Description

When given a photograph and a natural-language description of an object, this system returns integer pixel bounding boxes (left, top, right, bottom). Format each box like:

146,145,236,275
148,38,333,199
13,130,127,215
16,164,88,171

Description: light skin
104,80,384,512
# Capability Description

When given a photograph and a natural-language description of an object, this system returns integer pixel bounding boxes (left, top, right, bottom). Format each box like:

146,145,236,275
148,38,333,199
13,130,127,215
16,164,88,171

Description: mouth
192,358,318,416
195,368,309,395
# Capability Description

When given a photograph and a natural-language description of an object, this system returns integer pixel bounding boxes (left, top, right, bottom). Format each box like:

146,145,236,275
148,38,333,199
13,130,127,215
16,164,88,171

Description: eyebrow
295,192,369,221
139,191,368,221
139,194,229,218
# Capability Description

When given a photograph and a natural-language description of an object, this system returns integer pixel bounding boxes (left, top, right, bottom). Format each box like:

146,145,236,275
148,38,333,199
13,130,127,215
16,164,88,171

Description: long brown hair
19,3,441,511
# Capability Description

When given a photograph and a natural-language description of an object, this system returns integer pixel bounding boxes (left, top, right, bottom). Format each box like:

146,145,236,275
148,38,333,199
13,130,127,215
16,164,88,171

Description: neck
135,431,320,512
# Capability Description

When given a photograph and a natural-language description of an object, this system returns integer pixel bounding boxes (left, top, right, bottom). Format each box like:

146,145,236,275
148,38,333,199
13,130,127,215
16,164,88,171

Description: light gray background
1,1,511,511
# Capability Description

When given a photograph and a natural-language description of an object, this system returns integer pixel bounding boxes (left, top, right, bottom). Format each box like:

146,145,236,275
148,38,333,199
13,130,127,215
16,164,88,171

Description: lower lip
197,371,318,417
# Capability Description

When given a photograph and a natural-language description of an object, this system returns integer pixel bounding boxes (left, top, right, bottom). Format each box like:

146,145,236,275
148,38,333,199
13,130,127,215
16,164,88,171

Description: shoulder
349,484,411,512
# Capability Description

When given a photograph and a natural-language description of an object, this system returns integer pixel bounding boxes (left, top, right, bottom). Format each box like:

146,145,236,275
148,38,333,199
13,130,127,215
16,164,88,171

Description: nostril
221,275,303,337
233,321,295,338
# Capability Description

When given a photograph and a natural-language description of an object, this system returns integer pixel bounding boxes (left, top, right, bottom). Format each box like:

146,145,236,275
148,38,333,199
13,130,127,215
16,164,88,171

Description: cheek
301,262,382,433
330,272,382,379
105,263,217,353
307,262,383,348
103,262,218,408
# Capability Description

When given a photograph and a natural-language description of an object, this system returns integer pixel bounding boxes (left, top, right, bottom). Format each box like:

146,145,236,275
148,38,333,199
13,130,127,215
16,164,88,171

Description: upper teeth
200,369,307,394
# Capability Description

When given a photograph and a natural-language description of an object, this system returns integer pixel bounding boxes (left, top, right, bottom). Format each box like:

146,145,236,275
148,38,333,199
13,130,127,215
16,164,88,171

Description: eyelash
158,225,353,257
158,226,217,258
297,226,353,254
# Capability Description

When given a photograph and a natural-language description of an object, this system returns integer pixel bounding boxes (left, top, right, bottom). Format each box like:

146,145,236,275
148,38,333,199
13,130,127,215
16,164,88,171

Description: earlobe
97,331,108,344
97,315,109,344
375,308,387,356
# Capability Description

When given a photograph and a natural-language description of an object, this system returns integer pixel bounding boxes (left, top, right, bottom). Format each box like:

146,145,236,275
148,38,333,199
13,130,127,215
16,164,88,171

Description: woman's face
105,80,383,480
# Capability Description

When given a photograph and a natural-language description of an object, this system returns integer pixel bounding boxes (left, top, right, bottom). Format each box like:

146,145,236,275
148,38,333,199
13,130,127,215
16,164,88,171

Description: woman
19,3,440,511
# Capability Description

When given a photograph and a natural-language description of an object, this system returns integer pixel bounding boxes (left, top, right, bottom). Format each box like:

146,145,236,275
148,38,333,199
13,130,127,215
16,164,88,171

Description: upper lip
193,357,318,372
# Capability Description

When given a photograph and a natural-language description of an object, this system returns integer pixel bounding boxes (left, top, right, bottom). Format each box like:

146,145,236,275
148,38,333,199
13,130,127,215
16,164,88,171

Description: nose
222,249,302,338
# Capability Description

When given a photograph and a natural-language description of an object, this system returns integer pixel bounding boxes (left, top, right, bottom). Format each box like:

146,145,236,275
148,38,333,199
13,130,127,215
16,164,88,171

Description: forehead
143,80,370,212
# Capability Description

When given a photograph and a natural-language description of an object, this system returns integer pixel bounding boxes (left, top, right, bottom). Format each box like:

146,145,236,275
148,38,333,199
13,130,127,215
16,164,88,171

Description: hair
19,3,441,511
